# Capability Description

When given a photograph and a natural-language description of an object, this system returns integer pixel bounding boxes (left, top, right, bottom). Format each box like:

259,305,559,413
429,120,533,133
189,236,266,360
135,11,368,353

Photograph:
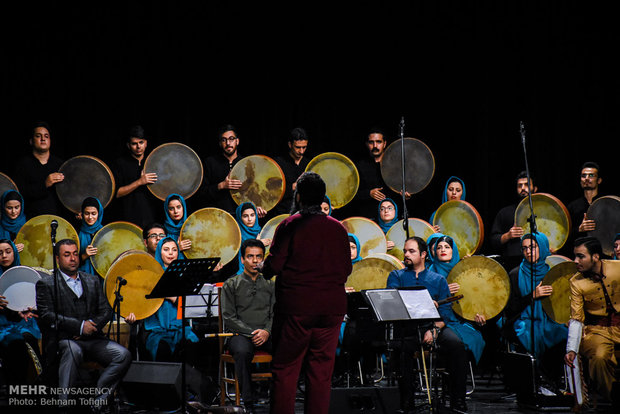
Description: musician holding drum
163,193,192,253
429,176,467,228
567,162,603,241
273,127,310,216
77,197,104,275
376,199,398,250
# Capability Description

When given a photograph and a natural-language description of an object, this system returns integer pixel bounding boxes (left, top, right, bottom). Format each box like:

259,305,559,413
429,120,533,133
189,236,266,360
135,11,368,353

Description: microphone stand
520,121,539,394
50,221,60,386
399,117,410,239
108,277,125,344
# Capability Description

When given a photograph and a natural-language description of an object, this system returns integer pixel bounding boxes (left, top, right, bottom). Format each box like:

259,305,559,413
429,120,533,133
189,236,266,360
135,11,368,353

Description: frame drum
144,142,204,201
230,155,285,212
447,256,510,321
545,254,571,267
433,200,484,256
104,250,164,320
90,221,147,278
586,195,620,257
386,218,436,261
541,261,578,325
346,252,404,292
341,217,387,258
0,172,18,195
0,266,42,311
380,138,435,195
515,193,571,253
180,208,241,266
257,214,289,255
15,215,80,270
305,152,359,209
56,155,115,213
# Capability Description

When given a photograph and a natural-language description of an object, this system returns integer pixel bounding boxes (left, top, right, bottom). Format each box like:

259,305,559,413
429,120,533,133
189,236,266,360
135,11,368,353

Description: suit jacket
569,260,620,324
36,270,112,354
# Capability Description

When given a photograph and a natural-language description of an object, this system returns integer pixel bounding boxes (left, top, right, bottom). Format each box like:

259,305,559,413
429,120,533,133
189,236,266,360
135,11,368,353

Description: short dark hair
31,121,51,138
128,125,145,140
54,239,78,256
516,171,535,185
405,236,427,254
581,161,600,176
143,222,165,240
217,124,238,140
240,238,265,258
289,127,308,143
367,127,385,140
296,172,326,209
574,236,602,257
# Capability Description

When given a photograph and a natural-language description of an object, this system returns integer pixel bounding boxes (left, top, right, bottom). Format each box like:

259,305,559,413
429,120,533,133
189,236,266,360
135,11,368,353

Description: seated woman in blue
502,232,567,382
426,233,486,365
235,202,271,274
0,190,26,253
78,197,104,275
0,239,41,385
348,233,362,264
163,193,192,256
320,195,332,216
429,176,466,232
141,237,199,361
376,198,398,250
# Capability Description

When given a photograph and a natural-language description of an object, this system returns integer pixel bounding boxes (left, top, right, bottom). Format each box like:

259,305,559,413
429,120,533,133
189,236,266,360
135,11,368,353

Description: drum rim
586,195,620,256
229,154,286,211
540,260,578,324
305,152,360,209
346,253,404,290
0,171,19,193
90,221,147,277
144,142,204,201
257,213,289,239
433,199,485,255
515,192,571,250
0,265,41,311
15,215,80,268
56,155,116,213
380,137,435,195
180,207,242,263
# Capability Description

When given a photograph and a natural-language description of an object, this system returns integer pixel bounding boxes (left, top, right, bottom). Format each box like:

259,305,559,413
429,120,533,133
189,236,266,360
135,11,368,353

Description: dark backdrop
2,1,617,255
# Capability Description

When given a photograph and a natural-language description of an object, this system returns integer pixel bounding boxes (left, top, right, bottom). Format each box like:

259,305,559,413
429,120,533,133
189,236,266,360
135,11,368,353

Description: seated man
386,236,469,413
565,236,620,403
221,238,274,413
36,239,132,406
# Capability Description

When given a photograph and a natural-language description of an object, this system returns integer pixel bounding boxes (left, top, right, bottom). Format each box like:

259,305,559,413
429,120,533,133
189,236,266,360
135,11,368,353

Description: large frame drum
90,221,147,277
305,152,359,209
586,195,620,257
515,193,570,253
15,215,79,270
56,156,115,214
380,138,435,195
341,217,387,258
433,200,484,256
144,142,203,201
230,155,285,212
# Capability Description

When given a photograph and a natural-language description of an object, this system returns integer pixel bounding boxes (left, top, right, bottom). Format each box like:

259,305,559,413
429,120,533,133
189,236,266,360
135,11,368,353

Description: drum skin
433,200,484,257
515,193,570,253
230,155,285,212
541,261,578,325
545,254,571,268
257,214,288,255
305,152,359,209
386,218,435,260
56,155,115,213
0,172,18,196
90,221,147,278
447,256,510,321
0,266,41,311
180,208,241,266
341,217,387,258
346,253,404,291
144,142,203,201
587,195,620,257
15,215,80,270
104,250,164,320
380,138,435,195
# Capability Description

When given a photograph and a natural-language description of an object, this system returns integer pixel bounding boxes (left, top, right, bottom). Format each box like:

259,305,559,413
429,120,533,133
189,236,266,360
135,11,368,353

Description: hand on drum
533,281,553,299
578,213,596,232
45,172,65,187
345,286,356,293
139,170,158,186
252,329,269,346
507,225,524,240
219,175,242,190
125,313,137,324
214,262,224,272
19,308,37,321
0,295,7,309
448,282,460,295
15,243,24,253
260,238,272,247
85,245,98,257
386,240,395,250
474,313,486,326
179,239,192,251
370,187,386,201
432,225,441,233
398,190,412,200
256,206,267,218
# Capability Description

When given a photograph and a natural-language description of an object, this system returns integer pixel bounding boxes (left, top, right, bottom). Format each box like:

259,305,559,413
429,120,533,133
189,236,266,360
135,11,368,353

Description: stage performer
273,127,310,216
77,197,104,275
262,171,351,414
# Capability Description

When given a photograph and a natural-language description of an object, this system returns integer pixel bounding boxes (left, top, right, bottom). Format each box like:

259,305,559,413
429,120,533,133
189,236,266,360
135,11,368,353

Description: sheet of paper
399,289,440,320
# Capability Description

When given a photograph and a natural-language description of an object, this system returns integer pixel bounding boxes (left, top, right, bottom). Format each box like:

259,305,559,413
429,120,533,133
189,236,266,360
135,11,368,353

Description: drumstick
436,294,464,306
204,332,239,339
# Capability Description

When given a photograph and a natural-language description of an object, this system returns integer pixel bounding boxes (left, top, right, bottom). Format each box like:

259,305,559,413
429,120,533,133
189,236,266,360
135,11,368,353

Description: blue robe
0,190,26,241
78,198,104,275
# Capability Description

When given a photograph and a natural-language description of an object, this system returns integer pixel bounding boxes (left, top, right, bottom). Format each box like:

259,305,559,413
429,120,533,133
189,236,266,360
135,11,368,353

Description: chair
217,287,272,406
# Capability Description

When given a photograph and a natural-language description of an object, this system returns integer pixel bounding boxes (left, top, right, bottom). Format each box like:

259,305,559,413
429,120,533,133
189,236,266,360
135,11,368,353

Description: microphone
520,121,526,145
117,276,127,286
50,220,58,239
399,116,405,138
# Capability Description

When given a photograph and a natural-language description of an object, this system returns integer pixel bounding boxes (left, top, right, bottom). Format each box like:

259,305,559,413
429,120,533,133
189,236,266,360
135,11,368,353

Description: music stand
146,257,220,412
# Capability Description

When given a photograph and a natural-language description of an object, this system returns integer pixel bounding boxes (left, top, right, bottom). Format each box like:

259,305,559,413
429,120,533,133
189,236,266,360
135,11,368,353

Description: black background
2,1,617,254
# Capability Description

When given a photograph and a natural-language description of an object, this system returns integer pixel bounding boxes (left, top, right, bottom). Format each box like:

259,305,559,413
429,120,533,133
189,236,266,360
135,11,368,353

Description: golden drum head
56,156,115,213
433,200,484,256
257,214,288,255
515,193,570,252
0,172,18,195
541,261,578,325
380,138,435,195
587,196,620,257
305,152,359,209
341,217,387,258
346,253,404,291
386,218,435,261
180,208,241,265
91,222,147,278
545,254,571,267
447,256,510,321
104,250,164,320
144,142,203,201
16,215,79,269
230,155,285,212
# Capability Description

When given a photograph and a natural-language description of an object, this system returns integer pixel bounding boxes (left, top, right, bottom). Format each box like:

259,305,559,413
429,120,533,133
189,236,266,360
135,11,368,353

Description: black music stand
146,257,220,412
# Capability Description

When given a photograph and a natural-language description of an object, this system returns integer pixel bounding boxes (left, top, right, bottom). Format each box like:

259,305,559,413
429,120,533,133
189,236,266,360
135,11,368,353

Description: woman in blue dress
77,197,104,275
0,190,27,253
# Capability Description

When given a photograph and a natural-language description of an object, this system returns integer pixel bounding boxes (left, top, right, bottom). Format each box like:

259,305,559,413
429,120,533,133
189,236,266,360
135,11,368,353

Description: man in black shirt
112,125,158,228
490,171,537,271
567,161,603,242
273,127,309,215
13,121,65,218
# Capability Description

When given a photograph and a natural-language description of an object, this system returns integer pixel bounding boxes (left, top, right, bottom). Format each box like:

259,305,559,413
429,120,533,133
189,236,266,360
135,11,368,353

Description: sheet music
399,289,441,320
185,284,219,318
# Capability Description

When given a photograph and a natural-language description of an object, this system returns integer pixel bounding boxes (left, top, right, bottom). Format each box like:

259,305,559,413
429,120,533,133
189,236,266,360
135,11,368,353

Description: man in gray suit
36,239,132,407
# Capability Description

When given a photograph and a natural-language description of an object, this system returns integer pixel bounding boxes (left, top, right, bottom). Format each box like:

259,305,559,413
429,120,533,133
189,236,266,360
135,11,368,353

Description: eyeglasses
581,173,597,178
521,245,537,251
380,206,395,212
220,137,238,143
147,233,166,240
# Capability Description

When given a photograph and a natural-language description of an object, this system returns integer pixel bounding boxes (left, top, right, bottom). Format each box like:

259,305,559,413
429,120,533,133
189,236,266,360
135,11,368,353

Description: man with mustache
273,127,310,216
490,171,538,272
567,162,603,242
